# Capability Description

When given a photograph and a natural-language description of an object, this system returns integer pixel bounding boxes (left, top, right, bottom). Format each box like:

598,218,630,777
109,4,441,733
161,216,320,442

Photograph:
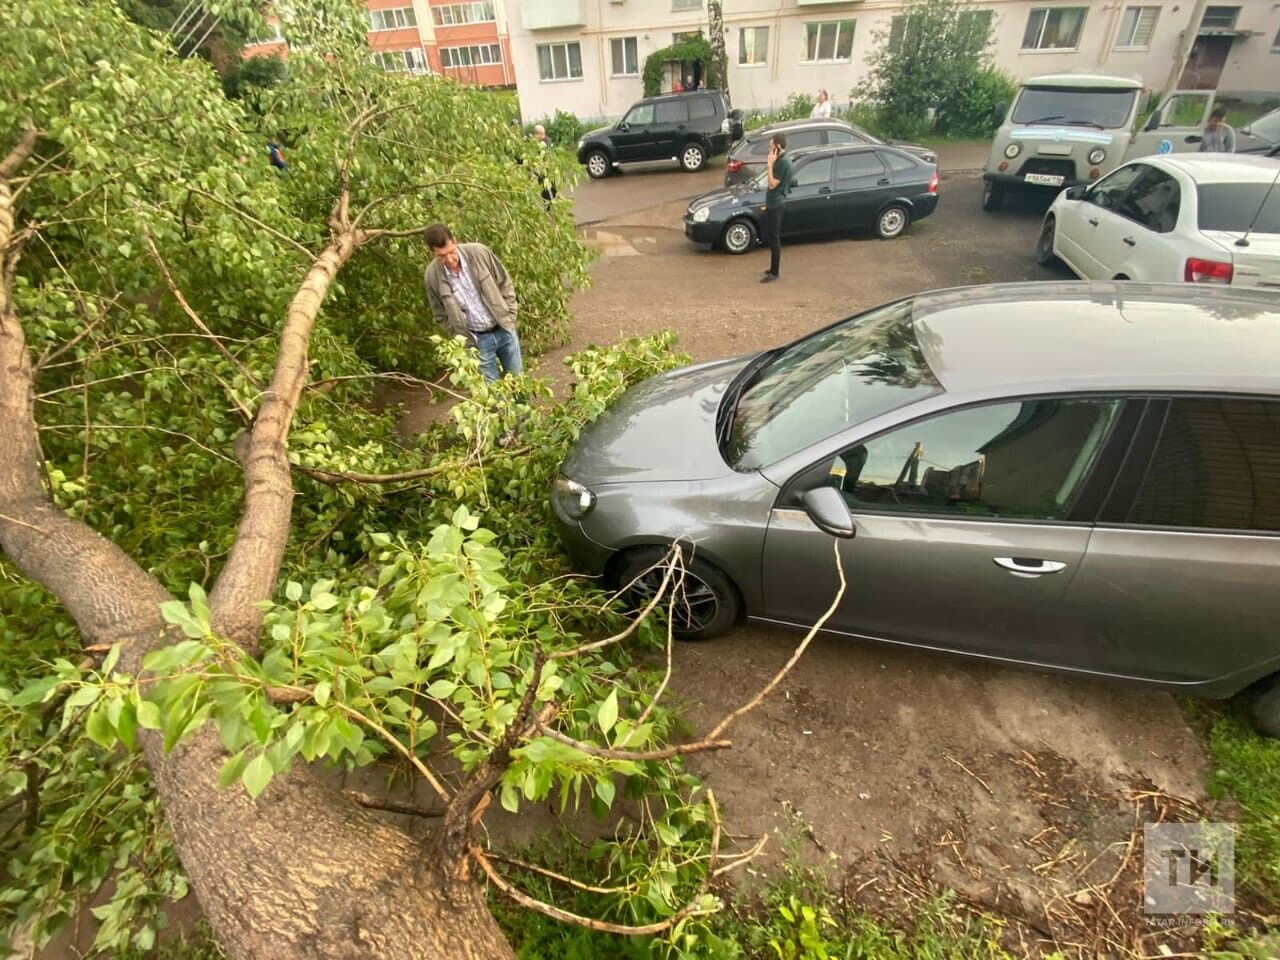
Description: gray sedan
552,282,1280,737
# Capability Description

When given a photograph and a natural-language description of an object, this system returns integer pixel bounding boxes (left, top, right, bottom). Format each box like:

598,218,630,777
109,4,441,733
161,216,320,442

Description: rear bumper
911,194,940,219
983,171,1084,190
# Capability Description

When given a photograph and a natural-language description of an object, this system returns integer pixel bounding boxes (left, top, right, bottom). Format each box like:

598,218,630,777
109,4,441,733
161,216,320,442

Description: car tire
616,548,741,641
721,218,757,255
1246,674,1280,739
875,204,910,240
585,150,611,180
681,142,707,173
982,180,1004,212
1036,216,1059,266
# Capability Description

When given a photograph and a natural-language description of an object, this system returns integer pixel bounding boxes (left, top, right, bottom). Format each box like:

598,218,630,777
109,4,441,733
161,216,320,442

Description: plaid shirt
445,254,498,333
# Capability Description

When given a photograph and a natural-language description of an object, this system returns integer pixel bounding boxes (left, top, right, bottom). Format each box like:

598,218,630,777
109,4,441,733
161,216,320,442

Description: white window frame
738,25,768,66
1114,5,1159,49
367,6,417,31
609,36,639,76
431,2,496,27
537,41,583,82
802,19,855,64
1200,5,1239,30
373,47,428,74
1021,7,1088,51
439,43,502,68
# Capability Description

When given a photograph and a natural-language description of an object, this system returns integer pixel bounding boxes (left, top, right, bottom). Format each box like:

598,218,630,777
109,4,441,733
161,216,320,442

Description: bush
530,110,589,149
935,66,1017,138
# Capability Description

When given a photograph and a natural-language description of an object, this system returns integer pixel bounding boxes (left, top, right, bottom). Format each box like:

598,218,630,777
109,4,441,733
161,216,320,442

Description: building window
802,20,855,63
432,2,496,27
1022,7,1087,49
610,36,639,75
373,48,428,73
673,31,702,43
1200,5,1239,29
1115,6,1159,48
672,0,702,9
440,44,502,68
367,6,417,31
537,41,583,81
739,26,769,65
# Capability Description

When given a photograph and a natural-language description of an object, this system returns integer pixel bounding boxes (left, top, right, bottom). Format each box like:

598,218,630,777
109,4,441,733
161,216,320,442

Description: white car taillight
1184,258,1233,284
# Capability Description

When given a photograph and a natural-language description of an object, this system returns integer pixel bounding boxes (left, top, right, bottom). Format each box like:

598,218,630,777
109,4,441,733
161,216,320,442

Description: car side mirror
801,487,856,539
1064,184,1087,200
790,178,799,188
991,101,1006,123
1143,110,1162,132
618,121,630,133
1240,124,1252,136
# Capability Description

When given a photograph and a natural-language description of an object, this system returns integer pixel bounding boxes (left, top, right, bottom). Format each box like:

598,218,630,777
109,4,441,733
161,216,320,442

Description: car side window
624,104,655,126
688,97,717,120
1126,398,1280,532
827,130,865,145
1086,164,1146,211
789,130,823,150
749,140,771,157
793,156,833,188
1117,169,1181,233
881,151,918,173
655,100,689,124
836,151,886,181
825,398,1121,521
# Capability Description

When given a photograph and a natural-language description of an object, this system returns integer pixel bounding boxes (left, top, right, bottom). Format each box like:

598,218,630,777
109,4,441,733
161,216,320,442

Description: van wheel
1036,216,1059,266
721,218,757,254
1246,674,1280,739
876,205,910,239
616,548,741,641
585,150,611,179
681,143,707,172
982,181,1004,212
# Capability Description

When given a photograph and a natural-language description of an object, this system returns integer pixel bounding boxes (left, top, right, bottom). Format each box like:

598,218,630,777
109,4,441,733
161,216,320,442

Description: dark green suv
576,89,742,179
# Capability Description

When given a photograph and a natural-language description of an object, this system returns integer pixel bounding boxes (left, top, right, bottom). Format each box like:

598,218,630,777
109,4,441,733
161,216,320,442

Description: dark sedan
725,118,936,186
685,144,939,253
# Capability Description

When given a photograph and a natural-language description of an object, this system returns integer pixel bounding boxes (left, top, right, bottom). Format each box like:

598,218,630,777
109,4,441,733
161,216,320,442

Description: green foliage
642,36,718,99
1203,708,1280,900
934,66,1017,139
741,93,817,133
530,110,589,149
224,52,289,102
855,0,997,139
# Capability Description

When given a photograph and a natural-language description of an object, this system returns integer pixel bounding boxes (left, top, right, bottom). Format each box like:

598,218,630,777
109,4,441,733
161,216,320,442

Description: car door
1066,396,1280,689
781,154,834,236
1109,166,1185,281
760,395,1131,667
1127,90,1215,160
1063,163,1149,278
829,150,891,228
614,103,656,162
652,99,689,160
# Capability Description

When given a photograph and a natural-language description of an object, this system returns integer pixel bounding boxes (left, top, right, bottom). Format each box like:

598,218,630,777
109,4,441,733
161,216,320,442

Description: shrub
935,65,1017,138
530,110,589,149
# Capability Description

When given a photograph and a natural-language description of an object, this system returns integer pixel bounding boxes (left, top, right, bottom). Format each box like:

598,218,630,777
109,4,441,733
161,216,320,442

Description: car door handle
1185,135,1202,143
993,557,1067,578
877,178,891,185
1088,218,1099,226
1123,237,1136,246
819,186,831,194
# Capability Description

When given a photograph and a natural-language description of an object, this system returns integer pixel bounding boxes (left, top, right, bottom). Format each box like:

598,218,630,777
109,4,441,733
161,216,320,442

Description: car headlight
1004,143,1021,159
553,475,596,520
693,207,710,223
1087,148,1106,165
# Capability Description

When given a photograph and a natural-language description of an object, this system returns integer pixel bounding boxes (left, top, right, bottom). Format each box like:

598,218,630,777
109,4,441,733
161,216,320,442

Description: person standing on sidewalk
422,223,523,381
761,133,792,284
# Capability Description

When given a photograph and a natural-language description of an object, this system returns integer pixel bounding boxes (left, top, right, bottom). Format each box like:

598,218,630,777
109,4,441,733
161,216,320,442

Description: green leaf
242,753,273,799
66,685,102,709
84,704,115,748
597,689,618,736
313,681,331,706
594,777,616,808
136,698,162,730
285,581,303,602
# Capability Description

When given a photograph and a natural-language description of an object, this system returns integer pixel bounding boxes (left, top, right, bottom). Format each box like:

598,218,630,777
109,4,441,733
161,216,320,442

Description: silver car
552,283,1280,736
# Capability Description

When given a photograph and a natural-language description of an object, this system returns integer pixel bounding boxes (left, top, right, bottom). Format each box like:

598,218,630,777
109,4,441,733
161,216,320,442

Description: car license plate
1025,173,1065,187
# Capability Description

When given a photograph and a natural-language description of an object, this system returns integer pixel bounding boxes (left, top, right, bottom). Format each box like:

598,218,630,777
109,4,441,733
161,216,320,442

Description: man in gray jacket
422,223,523,380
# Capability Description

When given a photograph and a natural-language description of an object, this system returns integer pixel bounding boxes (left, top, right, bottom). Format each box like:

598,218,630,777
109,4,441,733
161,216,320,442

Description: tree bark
1,155,517,960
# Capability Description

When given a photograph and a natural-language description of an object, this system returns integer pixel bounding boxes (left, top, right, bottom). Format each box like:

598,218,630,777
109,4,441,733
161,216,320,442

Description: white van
982,74,1217,212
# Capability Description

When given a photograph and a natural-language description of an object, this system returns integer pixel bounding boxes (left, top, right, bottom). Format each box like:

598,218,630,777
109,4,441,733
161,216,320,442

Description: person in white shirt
810,89,831,119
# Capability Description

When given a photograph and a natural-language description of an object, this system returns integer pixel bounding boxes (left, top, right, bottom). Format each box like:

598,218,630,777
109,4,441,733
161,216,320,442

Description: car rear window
882,151,919,173
1196,183,1280,234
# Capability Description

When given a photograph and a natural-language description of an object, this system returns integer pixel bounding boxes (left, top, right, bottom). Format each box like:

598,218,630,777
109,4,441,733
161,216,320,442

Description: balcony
520,0,586,30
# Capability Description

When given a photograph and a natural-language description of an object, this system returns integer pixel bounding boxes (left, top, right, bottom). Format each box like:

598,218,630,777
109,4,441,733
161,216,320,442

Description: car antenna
1235,164,1280,248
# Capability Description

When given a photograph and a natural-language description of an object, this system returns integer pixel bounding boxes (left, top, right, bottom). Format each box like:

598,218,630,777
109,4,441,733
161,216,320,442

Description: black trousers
764,205,784,276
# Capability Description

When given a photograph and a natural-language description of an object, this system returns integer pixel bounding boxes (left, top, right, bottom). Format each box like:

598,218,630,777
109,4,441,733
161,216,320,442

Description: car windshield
1247,110,1280,145
1011,88,1137,129
1197,183,1280,234
723,300,943,470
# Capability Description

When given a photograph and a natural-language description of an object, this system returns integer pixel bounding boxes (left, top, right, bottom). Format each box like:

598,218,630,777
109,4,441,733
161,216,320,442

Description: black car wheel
585,150,611,180
616,548,740,641
1247,673,1280,739
982,180,1004,212
1036,216,1059,266
876,205,910,240
681,143,706,173
721,218,757,255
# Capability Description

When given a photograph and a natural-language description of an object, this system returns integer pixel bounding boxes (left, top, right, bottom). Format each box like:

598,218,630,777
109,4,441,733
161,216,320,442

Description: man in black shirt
761,133,792,283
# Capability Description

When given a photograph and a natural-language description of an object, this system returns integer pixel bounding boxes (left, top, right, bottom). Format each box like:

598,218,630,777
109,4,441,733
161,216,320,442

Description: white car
1037,154,1280,289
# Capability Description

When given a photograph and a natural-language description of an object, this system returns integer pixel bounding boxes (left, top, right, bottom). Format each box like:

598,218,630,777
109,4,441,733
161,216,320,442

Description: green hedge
641,36,718,98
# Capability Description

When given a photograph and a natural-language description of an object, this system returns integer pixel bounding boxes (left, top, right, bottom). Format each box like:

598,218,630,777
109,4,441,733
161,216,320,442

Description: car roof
749,118,854,138
786,143,886,162
1148,153,1280,184
1023,73,1144,90
642,89,725,104
911,282,1280,396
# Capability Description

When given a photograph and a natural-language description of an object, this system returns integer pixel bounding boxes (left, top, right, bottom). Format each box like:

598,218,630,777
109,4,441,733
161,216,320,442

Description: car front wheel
1036,216,1059,266
585,150,611,179
681,143,706,172
721,218,757,254
616,548,741,641
876,205,910,240
1247,673,1280,739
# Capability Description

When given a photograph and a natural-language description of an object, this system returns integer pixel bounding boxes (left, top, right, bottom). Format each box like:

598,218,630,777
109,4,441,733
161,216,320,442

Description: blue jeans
473,326,523,381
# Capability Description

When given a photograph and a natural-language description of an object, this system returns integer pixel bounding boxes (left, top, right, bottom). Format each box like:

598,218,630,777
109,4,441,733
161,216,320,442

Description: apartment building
244,0,516,86
504,0,1280,121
